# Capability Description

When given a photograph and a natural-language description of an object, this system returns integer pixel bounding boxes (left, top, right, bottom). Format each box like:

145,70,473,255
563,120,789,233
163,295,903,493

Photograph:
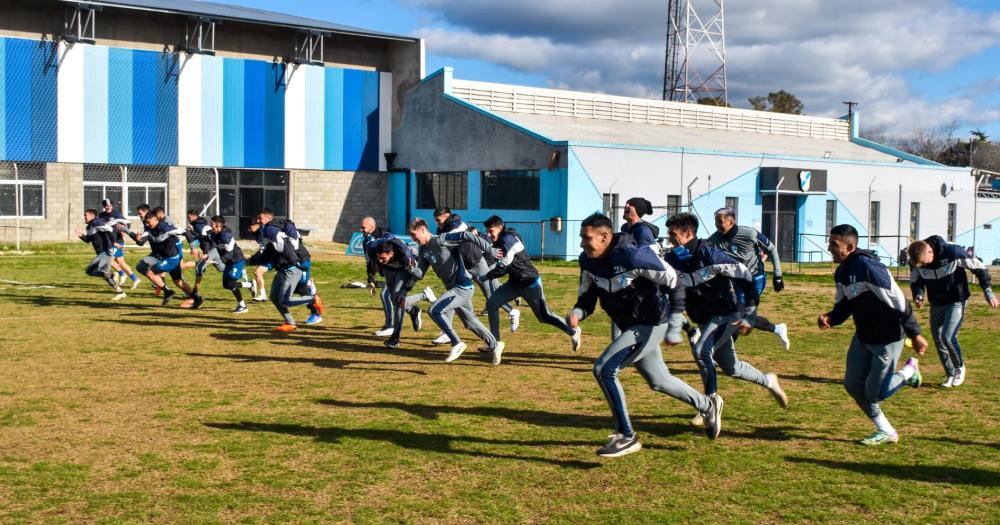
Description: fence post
539,220,545,259
14,162,20,252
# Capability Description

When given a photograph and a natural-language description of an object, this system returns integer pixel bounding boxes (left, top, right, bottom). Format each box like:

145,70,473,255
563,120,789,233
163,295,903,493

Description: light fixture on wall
823,151,831,158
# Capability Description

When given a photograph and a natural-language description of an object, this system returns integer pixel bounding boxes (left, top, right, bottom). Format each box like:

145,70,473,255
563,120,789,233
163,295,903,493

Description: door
239,187,264,238
761,195,798,262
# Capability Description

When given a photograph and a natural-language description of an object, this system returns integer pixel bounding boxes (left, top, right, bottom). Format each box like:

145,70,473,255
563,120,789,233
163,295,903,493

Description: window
869,201,880,244
947,203,957,242
0,163,45,218
480,170,540,210
416,171,467,210
666,195,682,217
909,202,920,240
603,193,619,217
825,200,837,236
724,196,739,219
83,165,167,216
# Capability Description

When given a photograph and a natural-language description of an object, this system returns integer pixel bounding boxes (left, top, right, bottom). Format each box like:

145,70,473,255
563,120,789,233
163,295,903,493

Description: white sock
898,364,915,381
871,413,896,434
241,282,253,288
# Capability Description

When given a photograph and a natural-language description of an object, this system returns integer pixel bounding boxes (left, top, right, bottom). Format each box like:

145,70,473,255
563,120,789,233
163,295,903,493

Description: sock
871,413,896,434
282,313,295,325
231,288,243,302
118,271,126,277
130,273,139,282
898,363,915,381
241,281,253,288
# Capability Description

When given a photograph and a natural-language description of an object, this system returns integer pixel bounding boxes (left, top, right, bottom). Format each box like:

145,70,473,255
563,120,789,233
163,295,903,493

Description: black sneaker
190,294,204,309
162,288,176,306
409,305,422,331
384,338,400,349
596,433,641,458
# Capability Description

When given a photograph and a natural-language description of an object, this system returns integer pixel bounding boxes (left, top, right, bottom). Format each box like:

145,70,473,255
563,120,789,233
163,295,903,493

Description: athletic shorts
195,248,226,277
86,253,114,277
113,247,124,258
148,254,184,280
224,260,246,281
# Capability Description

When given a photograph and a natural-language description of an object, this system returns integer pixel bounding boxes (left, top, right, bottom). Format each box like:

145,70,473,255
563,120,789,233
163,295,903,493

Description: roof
59,0,416,41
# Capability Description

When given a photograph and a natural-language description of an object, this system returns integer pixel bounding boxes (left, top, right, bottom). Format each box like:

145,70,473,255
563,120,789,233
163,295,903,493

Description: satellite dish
940,183,949,197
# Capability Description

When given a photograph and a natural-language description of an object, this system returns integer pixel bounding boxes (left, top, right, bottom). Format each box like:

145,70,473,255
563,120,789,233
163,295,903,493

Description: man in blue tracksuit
184,210,227,299
130,211,199,307
99,199,140,288
570,213,717,457
483,215,581,357
819,224,928,446
210,215,255,314
907,235,997,387
367,236,433,348
249,215,324,332
664,213,788,438
78,208,127,300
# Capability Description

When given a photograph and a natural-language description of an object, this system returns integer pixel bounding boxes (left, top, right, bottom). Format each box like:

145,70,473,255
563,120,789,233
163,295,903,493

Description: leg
869,340,907,404
452,288,497,349
520,280,574,336
712,323,771,388
930,303,962,377
270,269,295,324
486,281,522,340
632,324,711,414
843,336,877,417
279,266,316,309
691,316,734,396
429,288,464,346
380,284,395,330
592,326,656,437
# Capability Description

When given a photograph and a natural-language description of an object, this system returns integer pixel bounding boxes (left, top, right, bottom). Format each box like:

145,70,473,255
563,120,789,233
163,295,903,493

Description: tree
747,90,803,114
697,96,731,107
971,129,989,142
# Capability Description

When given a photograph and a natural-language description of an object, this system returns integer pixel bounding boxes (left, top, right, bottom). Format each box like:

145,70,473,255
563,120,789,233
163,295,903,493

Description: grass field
0,243,998,524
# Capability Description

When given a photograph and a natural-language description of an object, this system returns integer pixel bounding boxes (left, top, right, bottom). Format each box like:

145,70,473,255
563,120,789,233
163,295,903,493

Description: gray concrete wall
290,170,387,243
0,163,81,244
392,72,565,172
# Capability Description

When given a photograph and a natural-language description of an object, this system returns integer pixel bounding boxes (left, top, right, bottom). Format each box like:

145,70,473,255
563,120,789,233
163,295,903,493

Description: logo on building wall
798,170,812,192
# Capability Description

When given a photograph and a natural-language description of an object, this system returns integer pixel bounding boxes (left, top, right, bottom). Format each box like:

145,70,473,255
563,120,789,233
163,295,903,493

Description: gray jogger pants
843,336,907,419
692,314,770,396
486,279,572,340
429,285,497,349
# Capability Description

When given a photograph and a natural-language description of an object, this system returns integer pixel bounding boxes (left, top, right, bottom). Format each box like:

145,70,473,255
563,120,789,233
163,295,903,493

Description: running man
367,236,436,348
259,209,315,297
570,213,719,457
407,218,503,363
819,224,927,446
129,212,200,307
907,235,997,387
664,213,788,437
183,210,227,302
98,199,140,289
210,215,255,313
707,207,791,350
77,208,127,301
482,215,581,356
360,217,398,337
247,221,269,302
248,215,324,332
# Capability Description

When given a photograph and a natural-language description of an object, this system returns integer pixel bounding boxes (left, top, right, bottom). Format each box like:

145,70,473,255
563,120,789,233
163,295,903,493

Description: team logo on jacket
799,170,812,192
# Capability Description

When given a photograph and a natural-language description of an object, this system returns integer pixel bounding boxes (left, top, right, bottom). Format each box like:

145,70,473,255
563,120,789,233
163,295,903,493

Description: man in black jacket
78,209,127,301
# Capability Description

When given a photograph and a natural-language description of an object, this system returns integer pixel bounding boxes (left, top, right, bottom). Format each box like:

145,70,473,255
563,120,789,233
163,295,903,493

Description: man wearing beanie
621,197,659,247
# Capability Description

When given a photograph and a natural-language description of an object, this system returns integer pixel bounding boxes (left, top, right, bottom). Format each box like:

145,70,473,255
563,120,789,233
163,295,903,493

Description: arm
958,255,996,304
569,270,599,324
824,282,852,327
410,250,430,280
754,229,783,276
909,267,925,306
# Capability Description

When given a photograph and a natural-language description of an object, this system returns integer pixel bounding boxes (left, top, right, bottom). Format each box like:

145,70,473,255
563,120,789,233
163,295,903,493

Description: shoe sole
707,396,724,440
597,441,642,458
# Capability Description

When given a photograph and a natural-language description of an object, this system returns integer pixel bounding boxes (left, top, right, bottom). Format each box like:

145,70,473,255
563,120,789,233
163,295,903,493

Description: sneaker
274,323,297,333
940,376,954,388
690,413,705,427
253,293,268,302
374,327,394,337
478,309,488,317
410,306,422,331
313,294,325,316
905,357,922,388
766,373,789,408
704,393,724,440
859,430,899,446
953,365,966,386
111,292,127,302
509,309,521,333
249,279,259,298
130,277,141,290
686,325,701,345
423,286,437,303
571,326,582,352
161,288,176,306
445,342,467,363
190,295,204,309
116,273,127,286
305,313,322,325
491,341,506,366
774,323,791,350
307,279,317,296
432,332,451,345
596,433,641,458
232,305,249,314
384,338,400,349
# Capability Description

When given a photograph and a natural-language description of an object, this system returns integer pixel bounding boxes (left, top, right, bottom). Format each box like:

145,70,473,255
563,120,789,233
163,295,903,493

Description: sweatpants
86,253,119,289
270,265,316,324
195,248,226,276
486,278,573,340
594,323,711,437
692,313,770,395
384,269,431,340
843,336,907,418
468,259,513,314
379,285,394,329
929,301,966,377
429,285,497,349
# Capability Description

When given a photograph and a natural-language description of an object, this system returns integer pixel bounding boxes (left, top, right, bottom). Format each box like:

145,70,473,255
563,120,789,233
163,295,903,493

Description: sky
223,0,1000,141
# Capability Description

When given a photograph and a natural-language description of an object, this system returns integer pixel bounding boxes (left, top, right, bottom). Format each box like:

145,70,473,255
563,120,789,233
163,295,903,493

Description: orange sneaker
274,323,297,333
313,294,325,316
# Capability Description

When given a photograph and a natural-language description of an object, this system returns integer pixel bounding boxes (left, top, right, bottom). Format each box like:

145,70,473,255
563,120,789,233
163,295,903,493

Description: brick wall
167,166,187,223
290,170,388,242
0,163,82,244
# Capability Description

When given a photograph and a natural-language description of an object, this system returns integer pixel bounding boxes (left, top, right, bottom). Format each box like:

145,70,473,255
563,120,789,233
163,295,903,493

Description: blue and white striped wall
2,35,390,171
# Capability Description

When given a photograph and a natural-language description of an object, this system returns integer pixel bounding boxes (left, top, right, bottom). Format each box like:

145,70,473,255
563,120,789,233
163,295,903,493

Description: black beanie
626,197,653,217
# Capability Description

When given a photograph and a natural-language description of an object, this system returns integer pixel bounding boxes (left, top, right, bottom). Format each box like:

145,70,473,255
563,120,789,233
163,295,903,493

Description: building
391,67,1000,263
0,0,422,242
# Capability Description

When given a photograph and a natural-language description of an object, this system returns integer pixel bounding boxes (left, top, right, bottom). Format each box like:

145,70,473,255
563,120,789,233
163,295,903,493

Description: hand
988,296,999,310
817,314,831,330
914,297,923,309
911,335,928,355
74,229,82,237
730,319,752,336
368,282,376,297
495,249,505,259
773,276,785,293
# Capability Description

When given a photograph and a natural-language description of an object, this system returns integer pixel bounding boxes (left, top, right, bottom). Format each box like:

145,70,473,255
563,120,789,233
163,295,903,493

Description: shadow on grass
204,421,601,469
778,373,843,385
917,436,1000,450
785,456,1000,487
187,352,427,376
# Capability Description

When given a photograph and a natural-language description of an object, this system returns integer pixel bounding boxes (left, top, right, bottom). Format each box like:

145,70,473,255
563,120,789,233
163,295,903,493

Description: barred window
725,196,739,219
416,171,467,210
83,164,167,216
480,170,540,210
0,162,45,218
666,195,682,218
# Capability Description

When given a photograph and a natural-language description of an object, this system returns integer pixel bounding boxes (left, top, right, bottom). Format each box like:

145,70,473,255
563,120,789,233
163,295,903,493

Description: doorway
761,195,798,262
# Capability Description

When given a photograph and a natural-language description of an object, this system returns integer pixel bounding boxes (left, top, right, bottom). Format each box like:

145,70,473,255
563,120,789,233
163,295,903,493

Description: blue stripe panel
107,48,134,164
129,50,178,165
201,55,223,166
242,60,265,168
342,69,363,170
323,68,344,170
0,38,6,160
154,53,179,165
84,45,109,163
360,70,379,171
263,62,285,168
222,58,245,167
2,38,57,161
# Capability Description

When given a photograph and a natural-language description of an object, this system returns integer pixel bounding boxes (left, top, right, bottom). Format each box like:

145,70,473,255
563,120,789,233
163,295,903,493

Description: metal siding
4,39,33,160
177,53,202,166
222,58,244,167
0,38,6,159
84,45,109,163
303,65,324,169
107,47,133,164
264,62,285,168
342,68,362,170
242,60,265,168
360,70,379,171
29,40,57,161
323,68,343,170
154,52,178,166
130,50,158,165
201,55,223,166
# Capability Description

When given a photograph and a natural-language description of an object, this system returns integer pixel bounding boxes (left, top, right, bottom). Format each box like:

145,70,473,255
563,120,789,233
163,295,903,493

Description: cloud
409,0,1000,137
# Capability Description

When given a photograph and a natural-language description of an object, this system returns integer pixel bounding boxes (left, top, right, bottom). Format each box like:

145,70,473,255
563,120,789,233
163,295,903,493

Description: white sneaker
509,309,521,333
250,279,259,297
690,413,705,427
130,277,141,290
766,373,789,408
432,332,451,345
953,366,966,386
232,305,249,314
445,342,467,363
374,327,394,337
116,273,127,286
254,293,268,302
774,323,791,350
423,286,437,303
704,394,724,440
571,326,582,352
111,292,127,301
940,376,955,388
491,341,506,366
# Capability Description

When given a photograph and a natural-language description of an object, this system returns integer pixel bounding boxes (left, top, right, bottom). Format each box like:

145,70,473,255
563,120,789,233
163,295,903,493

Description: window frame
724,196,739,219
480,169,540,211
415,171,468,210
0,179,46,219
869,201,881,243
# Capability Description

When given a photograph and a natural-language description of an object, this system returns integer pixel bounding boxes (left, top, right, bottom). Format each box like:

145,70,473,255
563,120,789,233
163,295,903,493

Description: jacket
210,227,244,265
910,236,994,305
664,238,758,324
485,228,540,287
827,249,922,344
620,221,659,247
368,237,420,291
80,217,116,255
